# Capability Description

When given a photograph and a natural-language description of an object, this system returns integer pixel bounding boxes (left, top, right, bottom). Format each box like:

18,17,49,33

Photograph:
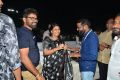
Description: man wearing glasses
17,8,45,80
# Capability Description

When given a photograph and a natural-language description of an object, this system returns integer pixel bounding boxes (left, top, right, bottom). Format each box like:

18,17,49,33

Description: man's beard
112,28,120,36
29,23,37,29
78,30,84,40
30,25,37,29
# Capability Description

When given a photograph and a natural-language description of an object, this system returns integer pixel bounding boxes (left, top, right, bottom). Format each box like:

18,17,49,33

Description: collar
114,36,119,41
82,29,92,42
84,29,92,36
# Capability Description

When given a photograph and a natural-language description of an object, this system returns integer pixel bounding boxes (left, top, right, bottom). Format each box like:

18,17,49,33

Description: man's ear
23,18,26,23
84,25,88,29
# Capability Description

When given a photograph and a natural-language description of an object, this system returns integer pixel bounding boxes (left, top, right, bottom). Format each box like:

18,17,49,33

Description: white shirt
107,36,120,80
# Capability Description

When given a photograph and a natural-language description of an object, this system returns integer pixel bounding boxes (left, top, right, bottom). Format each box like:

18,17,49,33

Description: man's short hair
77,18,91,27
23,8,38,18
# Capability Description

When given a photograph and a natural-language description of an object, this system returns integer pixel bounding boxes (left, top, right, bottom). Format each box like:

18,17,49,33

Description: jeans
81,71,94,80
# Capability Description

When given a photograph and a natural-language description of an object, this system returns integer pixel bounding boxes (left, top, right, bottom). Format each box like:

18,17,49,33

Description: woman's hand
58,44,65,50
64,44,68,50
58,44,68,50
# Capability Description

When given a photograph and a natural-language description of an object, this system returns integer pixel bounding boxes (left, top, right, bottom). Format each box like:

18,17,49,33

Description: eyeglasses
26,17,38,20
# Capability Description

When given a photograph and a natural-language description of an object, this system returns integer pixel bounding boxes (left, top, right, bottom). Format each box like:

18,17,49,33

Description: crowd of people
1,0,120,80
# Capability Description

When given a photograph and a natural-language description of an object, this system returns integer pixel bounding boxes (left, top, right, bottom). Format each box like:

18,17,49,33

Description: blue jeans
81,71,94,80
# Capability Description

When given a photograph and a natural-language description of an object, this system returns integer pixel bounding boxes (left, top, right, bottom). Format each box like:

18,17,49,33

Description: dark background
2,0,120,40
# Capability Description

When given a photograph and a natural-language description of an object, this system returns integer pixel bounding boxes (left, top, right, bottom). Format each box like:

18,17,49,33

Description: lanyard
82,29,92,42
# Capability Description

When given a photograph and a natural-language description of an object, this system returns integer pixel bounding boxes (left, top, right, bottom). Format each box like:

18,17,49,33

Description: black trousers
98,61,108,80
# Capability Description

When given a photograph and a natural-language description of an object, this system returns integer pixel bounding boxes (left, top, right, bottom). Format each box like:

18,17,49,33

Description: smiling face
76,22,86,35
76,23,83,32
23,13,38,29
51,26,61,38
112,16,120,36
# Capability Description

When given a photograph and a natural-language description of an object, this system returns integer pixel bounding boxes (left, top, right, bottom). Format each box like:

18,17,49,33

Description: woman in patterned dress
42,23,67,80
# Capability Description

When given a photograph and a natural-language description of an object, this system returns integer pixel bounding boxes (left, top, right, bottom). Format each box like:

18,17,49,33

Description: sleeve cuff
13,63,21,70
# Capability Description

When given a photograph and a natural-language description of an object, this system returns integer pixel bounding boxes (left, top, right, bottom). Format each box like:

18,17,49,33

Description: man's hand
69,53,80,58
99,42,110,51
13,67,21,80
36,74,45,80
99,44,106,51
